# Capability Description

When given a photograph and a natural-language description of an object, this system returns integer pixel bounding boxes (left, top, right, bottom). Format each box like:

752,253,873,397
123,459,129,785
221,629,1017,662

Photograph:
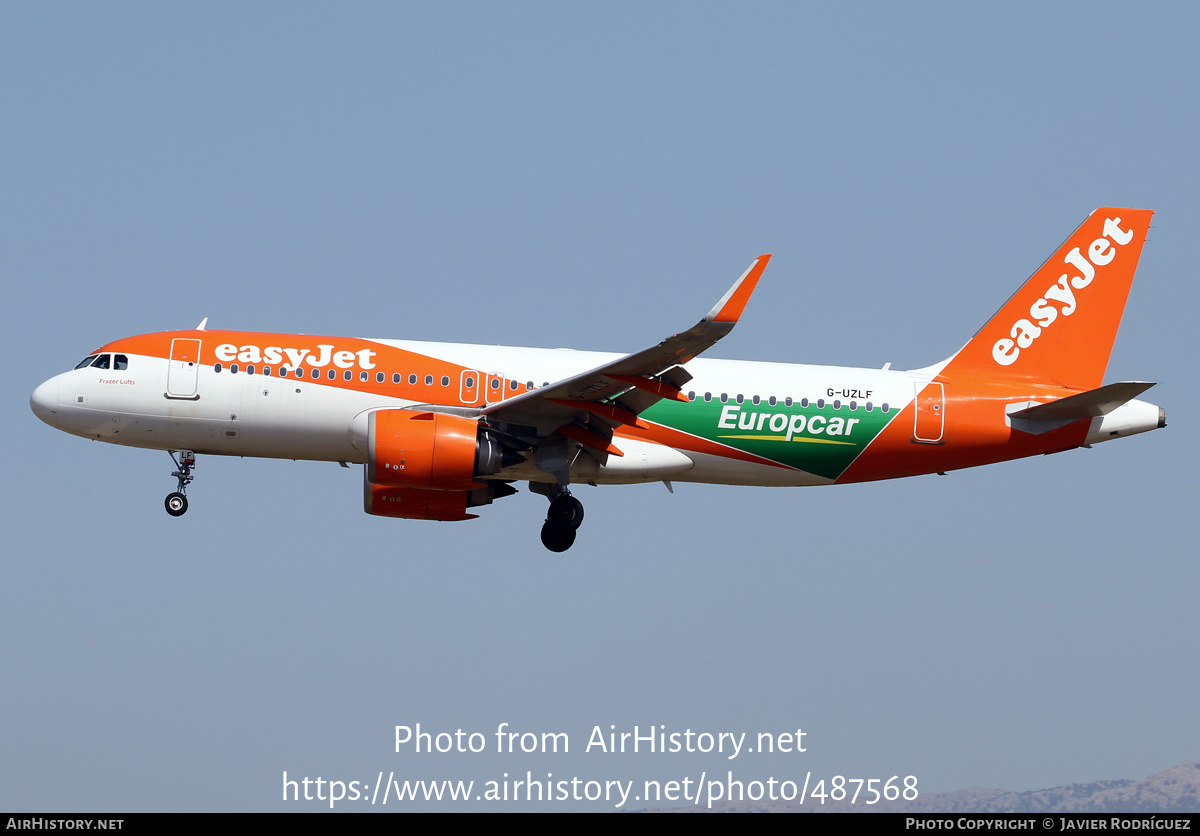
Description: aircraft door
484,372,506,405
913,382,944,443
460,370,481,405
167,338,202,399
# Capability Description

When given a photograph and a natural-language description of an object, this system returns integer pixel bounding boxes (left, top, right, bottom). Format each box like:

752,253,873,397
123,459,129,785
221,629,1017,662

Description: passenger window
328,369,336,380
75,355,98,370
376,372,384,383
849,401,857,410
687,391,695,401
768,396,777,406
526,381,534,391
865,401,873,411
881,403,890,413
409,374,417,385
246,365,255,375
392,373,400,384
720,393,728,403
509,380,518,391
800,398,808,407
833,399,841,409
704,392,712,402
424,375,433,386
752,395,760,405
344,370,352,381
263,367,272,376
490,379,500,390
441,376,449,386
785,397,793,407
817,398,825,408
230,364,239,374
735,394,744,404
311,369,320,380
114,355,129,370
214,363,223,373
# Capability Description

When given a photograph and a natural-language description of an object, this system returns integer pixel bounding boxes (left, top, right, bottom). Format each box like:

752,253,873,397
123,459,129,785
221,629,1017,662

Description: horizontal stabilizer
1009,381,1156,423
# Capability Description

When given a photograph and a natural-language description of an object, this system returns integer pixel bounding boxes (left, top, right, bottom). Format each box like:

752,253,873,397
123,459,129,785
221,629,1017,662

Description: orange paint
368,410,482,491
838,380,1090,483
367,483,476,521
547,399,646,429
555,423,625,457
711,254,771,323
938,208,1152,390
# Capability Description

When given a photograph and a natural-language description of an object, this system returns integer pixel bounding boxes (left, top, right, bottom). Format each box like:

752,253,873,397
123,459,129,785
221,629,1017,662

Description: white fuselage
31,338,921,488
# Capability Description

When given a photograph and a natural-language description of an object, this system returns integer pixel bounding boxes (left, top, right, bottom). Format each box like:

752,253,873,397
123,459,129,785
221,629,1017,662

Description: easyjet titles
213,343,377,370
992,216,1134,367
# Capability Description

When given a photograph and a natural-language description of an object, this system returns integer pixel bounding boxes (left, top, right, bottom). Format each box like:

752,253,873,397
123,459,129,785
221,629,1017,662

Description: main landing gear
165,450,195,517
540,490,584,553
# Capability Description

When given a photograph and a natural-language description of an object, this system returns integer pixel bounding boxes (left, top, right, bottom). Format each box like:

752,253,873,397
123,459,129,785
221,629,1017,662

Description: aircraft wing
480,255,771,457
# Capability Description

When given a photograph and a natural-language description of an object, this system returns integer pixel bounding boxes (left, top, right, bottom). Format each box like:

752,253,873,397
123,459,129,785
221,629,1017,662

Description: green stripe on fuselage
641,398,892,480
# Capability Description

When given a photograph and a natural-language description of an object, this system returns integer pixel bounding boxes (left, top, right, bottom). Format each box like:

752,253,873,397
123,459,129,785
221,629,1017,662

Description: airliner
30,207,1165,551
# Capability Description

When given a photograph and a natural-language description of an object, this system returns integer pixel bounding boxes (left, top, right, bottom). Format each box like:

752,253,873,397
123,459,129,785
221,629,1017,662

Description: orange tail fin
939,207,1153,390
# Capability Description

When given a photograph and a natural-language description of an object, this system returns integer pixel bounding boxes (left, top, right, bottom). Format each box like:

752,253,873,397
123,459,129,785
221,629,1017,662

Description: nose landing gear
540,491,584,553
165,450,195,517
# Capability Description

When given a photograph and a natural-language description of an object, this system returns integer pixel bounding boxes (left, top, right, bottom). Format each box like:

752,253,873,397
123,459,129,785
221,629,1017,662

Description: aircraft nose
30,378,59,428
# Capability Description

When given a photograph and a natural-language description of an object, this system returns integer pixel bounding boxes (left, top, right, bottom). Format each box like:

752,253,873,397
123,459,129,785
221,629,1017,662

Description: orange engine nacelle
367,409,482,491
362,409,522,521
367,483,475,521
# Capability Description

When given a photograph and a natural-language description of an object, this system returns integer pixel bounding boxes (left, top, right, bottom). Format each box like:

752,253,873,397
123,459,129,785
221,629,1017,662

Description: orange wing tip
709,254,771,324
606,374,689,403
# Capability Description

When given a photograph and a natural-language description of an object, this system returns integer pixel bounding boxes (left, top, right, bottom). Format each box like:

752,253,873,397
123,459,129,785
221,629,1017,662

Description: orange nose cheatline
30,378,59,428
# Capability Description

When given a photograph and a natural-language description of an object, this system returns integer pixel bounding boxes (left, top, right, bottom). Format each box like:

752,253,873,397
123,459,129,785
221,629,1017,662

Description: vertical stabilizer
939,208,1152,390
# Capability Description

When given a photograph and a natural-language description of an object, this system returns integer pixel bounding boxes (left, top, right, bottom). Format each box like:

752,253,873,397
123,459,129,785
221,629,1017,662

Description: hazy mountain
642,762,1200,813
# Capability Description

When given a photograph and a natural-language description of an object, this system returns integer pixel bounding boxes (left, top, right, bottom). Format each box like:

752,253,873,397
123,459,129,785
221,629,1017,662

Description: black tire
540,521,576,553
165,492,188,517
548,495,584,530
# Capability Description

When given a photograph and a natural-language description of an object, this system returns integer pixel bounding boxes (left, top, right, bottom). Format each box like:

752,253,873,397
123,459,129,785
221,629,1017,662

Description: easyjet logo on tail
992,216,1134,367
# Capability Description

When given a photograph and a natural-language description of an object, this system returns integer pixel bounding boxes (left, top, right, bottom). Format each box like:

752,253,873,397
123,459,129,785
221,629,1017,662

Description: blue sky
3,2,1197,811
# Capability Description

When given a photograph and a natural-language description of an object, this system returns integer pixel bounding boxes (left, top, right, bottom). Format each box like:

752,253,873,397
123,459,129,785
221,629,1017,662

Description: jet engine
360,409,521,521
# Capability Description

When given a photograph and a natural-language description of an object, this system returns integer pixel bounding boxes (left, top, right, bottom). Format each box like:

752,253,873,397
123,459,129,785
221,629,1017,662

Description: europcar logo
717,404,860,444
991,216,1134,367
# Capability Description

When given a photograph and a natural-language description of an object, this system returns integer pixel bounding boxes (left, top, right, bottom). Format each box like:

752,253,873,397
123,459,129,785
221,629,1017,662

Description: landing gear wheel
540,521,577,553
165,450,196,516
165,492,188,517
548,495,585,530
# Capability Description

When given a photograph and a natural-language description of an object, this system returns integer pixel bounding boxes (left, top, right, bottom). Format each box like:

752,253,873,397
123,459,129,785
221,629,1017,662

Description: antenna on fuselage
196,317,208,331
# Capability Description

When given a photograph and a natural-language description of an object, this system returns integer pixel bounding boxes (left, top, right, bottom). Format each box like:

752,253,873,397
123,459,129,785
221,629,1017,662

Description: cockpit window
91,354,111,370
113,354,129,370
74,355,98,370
